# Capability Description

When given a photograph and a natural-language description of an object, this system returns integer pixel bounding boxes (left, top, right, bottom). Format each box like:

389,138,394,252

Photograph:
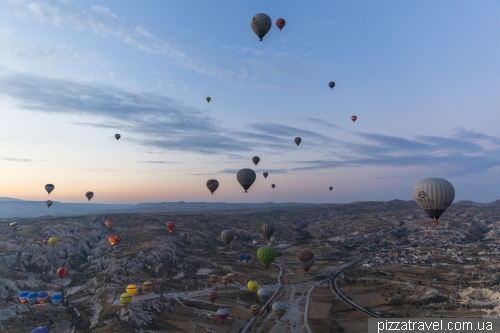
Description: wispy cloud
137,161,178,164
0,157,35,162
217,168,288,174
8,0,237,79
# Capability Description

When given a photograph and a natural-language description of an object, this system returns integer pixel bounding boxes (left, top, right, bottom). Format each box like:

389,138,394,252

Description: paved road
330,258,382,319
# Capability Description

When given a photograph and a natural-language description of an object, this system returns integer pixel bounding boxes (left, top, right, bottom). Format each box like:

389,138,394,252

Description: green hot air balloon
413,178,455,224
237,168,256,193
257,246,276,270
251,13,272,41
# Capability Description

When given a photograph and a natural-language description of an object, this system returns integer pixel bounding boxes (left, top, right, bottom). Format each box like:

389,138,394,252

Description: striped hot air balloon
10,222,18,231
166,222,176,233
227,273,235,284
208,290,218,304
37,291,49,304
45,184,54,194
57,267,68,279
126,284,137,295
18,291,29,303
221,230,235,246
250,304,261,316
105,219,115,229
210,274,218,286
108,236,116,246
206,179,219,195
46,200,53,208
143,281,153,294
42,238,49,245
221,276,230,286
216,308,229,324
257,246,276,270
27,292,38,305
236,169,256,193
272,301,287,320
262,224,275,239
413,178,455,225
120,292,132,306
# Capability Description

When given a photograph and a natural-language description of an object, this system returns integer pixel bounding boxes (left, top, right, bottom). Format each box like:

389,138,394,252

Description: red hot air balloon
105,219,115,230
351,115,357,123
276,18,286,31
114,235,122,244
108,235,116,246
216,308,229,324
208,290,218,304
271,184,275,189
167,222,176,233
57,267,68,279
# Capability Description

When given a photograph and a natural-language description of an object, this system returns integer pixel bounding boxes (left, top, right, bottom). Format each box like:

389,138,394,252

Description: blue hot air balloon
27,292,38,305
244,254,251,263
238,254,245,262
18,291,29,303
51,294,62,306
37,291,49,304
30,326,49,333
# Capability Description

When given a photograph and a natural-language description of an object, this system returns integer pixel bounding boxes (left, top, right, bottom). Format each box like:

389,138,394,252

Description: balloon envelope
206,179,219,194
42,238,49,245
57,267,68,279
257,246,276,269
221,276,230,286
221,230,235,245
244,254,251,262
46,200,53,208
294,137,302,146
206,97,211,103
208,290,218,304
271,184,275,189
120,292,132,305
48,237,58,247
236,169,256,193
413,178,455,223
251,13,272,41
105,219,115,229
276,18,286,31
247,280,259,292
216,308,229,323
272,301,287,319
297,250,316,272
85,191,94,201
18,291,29,303
45,184,54,194
87,255,95,261
257,288,270,303
238,254,245,262
143,281,153,293
27,292,38,304
126,284,137,295
166,222,176,233
351,115,357,122
30,327,49,333
250,304,261,316
37,291,49,304
329,186,333,191
252,156,260,166
263,172,268,178
51,293,62,305
262,224,275,239
328,81,335,89
115,134,121,140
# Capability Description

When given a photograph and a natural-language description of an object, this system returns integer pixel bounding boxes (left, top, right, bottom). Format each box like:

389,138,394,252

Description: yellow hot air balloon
126,284,137,296
48,237,59,247
120,292,132,306
247,280,259,293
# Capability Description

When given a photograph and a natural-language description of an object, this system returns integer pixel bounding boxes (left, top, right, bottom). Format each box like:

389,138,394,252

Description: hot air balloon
252,240,258,246
10,222,18,231
48,237,58,247
262,224,275,239
114,235,122,244
227,272,235,284
30,326,49,333
206,179,219,195
272,301,287,320
57,267,68,279
18,291,29,303
294,137,302,146
244,254,251,263
328,81,335,89
252,156,260,166
105,219,115,229
46,200,53,208
221,229,236,246
210,274,218,286
263,172,268,178
237,169,256,193
413,178,455,224
257,288,270,303
250,304,261,316
108,236,116,246
297,250,316,273
206,97,211,103
238,254,245,262
120,292,132,306
251,13,272,41
269,236,276,243
45,184,54,194
329,186,333,191
247,280,259,293
85,191,94,201
276,18,286,31
51,294,62,306
42,238,49,245
87,255,95,261
143,281,153,294
208,290,218,304
216,308,229,324
221,276,230,286
115,134,121,140
271,184,275,189
37,291,49,304
27,292,38,305
166,222,176,233
126,284,137,295
257,246,276,270
351,115,357,123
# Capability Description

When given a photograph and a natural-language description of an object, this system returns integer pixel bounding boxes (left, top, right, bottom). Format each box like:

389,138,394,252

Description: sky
0,0,499,204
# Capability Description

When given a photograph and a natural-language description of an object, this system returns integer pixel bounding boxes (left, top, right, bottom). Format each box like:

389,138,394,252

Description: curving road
330,258,381,318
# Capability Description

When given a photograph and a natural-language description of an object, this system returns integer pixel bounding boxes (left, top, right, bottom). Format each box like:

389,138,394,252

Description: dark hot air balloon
85,191,94,201
221,230,236,246
237,169,256,193
276,18,286,31
252,156,260,166
328,81,335,89
45,184,54,194
351,115,357,123
208,290,218,304
244,254,251,262
251,13,272,41
206,97,211,103
46,200,53,208
262,223,275,239
30,327,49,333
271,184,275,189
238,254,245,262
294,137,301,146
329,186,333,191
263,172,268,178
206,179,219,195
115,134,121,140
297,249,316,273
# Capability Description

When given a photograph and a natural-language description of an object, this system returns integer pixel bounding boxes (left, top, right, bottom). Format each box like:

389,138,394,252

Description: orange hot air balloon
105,219,115,230
271,184,275,189
351,115,357,123
166,222,176,233
221,276,230,287
108,236,116,246
210,274,218,286
57,267,68,279
208,290,218,304
114,235,122,244
276,18,286,31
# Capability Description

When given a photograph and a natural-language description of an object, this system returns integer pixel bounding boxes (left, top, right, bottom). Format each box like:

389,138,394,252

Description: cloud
137,161,178,164
8,0,237,79
217,168,288,174
0,157,35,162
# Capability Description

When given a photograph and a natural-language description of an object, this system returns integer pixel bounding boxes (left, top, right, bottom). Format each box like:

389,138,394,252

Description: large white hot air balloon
413,178,455,224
